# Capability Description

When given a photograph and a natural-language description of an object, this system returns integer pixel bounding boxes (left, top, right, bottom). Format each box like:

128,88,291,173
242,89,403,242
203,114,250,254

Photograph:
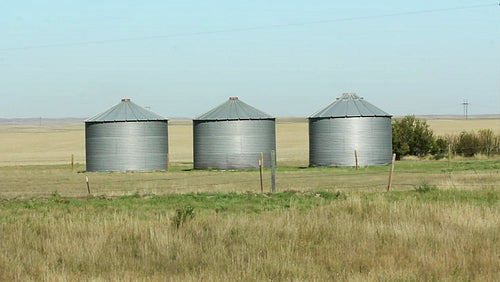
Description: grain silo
85,98,168,172
193,97,276,170
309,93,392,167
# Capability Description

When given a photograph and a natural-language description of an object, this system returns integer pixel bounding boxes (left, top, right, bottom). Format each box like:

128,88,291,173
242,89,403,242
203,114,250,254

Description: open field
423,118,500,136
0,117,498,166
0,117,499,280
0,188,498,280
0,159,499,199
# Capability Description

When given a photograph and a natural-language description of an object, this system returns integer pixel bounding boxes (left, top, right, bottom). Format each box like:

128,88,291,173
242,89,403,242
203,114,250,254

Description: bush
455,131,479,157
392,116,499,159
431,137,449,159
451,129,500,157
173,205,195,229
477,129,497,156
392,116,435,159
440,129,500,158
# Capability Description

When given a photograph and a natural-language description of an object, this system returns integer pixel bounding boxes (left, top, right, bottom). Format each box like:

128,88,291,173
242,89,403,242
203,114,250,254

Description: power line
1,3,497,52
462,99,470,120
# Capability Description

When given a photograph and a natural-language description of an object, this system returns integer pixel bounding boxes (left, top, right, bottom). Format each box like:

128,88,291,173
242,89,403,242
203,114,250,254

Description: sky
1,0,499,118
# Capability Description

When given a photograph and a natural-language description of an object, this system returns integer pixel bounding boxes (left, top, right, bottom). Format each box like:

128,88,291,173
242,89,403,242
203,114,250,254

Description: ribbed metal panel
85,121,168,172
193,119,276,170
310,93,390,118
86,98,167,122
309,117,392,167
195,96,273,121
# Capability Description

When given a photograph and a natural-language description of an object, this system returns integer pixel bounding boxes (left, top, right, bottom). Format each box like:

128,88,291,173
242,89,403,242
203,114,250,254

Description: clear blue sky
1,0,499,118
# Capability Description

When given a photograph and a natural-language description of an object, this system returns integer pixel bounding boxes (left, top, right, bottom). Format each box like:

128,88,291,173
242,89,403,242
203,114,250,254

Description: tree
477,129,496,156
431,137,449,159
456,131,480,157
392,115,435,159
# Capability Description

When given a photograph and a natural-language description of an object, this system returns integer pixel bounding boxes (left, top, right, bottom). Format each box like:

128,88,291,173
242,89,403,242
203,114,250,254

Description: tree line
392,116,500,160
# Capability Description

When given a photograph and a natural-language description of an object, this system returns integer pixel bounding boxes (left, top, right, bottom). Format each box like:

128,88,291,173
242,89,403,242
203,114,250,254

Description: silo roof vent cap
340,93,360,100
229,96,239,100
122,98,131,101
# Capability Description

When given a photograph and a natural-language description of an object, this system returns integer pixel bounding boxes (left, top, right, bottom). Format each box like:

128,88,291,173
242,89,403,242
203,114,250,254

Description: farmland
1,116,499,166
0,117,499,280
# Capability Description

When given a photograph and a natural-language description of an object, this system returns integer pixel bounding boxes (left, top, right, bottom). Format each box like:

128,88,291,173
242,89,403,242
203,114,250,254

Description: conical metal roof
194,97,274,121
309,93,391,118
85,98,167,122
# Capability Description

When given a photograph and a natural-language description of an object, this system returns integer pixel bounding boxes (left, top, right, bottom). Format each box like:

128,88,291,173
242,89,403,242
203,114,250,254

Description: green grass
2,189,497,216
1,159,499,199
0,191,346,217
0,189,498,281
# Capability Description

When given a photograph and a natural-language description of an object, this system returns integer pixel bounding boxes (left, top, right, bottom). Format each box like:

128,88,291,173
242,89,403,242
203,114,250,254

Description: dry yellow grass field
1,192,498,281
1,117,497,166
423,117,500,135
0,124,85,165
0,117,498,199
0,118,499,281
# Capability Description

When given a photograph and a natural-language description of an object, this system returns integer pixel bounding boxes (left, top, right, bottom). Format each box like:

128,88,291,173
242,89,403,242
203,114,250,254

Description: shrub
477,129,497,156
443,129,500,158
431,137,449,159
455,131,480,157
173,205,195,229
392,116,435,159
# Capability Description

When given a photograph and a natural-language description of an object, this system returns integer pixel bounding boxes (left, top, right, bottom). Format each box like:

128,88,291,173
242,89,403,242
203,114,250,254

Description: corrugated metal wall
86,121,168,172
309,117,392,167
193,119,276,170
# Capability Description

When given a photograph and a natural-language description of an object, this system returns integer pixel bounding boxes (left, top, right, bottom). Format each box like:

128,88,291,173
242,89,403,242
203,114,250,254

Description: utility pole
462,99,469,120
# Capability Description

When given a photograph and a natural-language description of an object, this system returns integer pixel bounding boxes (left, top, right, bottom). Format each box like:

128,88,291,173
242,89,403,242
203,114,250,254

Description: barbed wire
0,164,497,198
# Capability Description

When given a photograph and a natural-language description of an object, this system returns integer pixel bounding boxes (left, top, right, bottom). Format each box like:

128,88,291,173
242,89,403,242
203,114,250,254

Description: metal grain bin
85,98,168,172
193,97,276,170
309,93,392,167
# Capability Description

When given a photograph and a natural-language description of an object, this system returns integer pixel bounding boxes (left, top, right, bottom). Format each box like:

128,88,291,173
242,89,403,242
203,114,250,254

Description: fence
0,156,498,199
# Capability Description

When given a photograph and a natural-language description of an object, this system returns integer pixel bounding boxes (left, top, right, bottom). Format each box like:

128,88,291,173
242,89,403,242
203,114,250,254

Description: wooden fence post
271,150,276,193
86,175,91,194
387,153,396,191
354,150,359,170
71,154,74,173
259,152,264,193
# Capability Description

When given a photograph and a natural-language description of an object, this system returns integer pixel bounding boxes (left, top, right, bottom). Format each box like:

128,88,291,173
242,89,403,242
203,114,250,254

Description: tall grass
0,190,498,281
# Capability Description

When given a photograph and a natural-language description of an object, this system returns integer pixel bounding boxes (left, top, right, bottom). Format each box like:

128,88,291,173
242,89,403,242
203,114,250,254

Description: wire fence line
1,161,497,199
